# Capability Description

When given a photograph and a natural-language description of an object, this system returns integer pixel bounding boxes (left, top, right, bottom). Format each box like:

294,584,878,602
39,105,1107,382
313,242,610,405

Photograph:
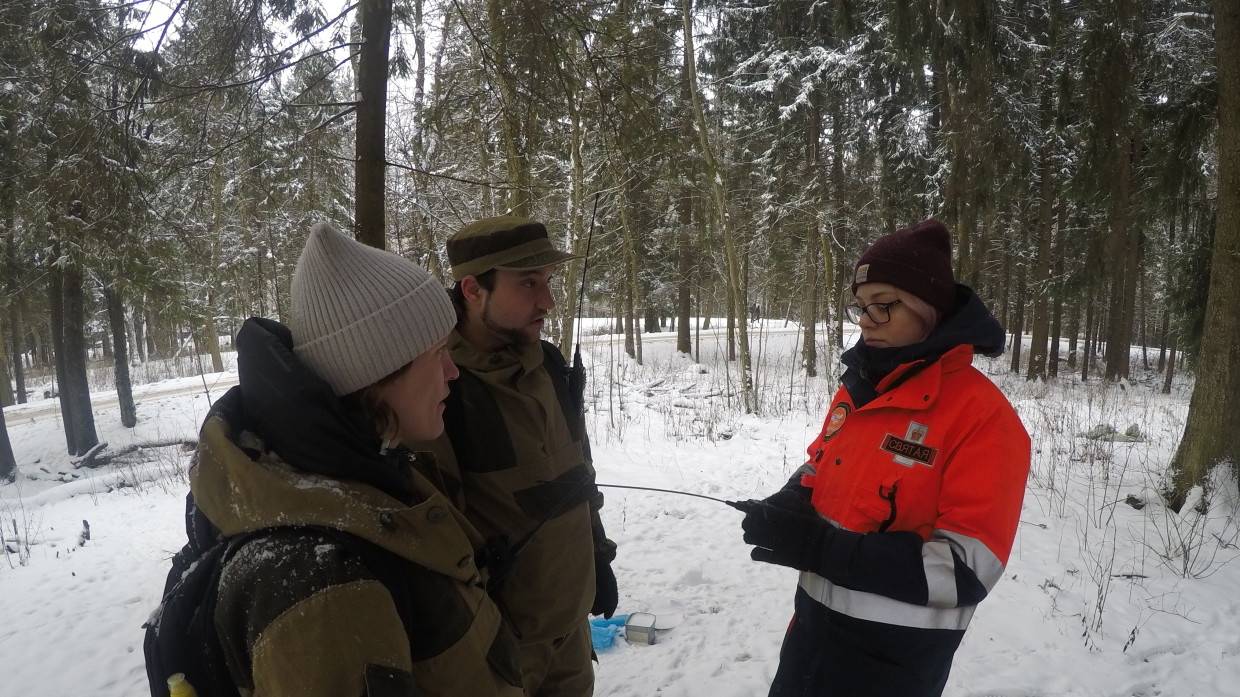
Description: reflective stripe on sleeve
936,529,1006,591
798,571,977,631
921,539,958,608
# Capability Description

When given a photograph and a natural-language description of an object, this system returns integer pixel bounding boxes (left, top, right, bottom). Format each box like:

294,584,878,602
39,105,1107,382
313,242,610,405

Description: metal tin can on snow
624,612,658,645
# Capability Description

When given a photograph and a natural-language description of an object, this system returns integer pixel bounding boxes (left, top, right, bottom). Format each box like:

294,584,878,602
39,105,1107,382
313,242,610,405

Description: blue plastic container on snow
589,615,628,651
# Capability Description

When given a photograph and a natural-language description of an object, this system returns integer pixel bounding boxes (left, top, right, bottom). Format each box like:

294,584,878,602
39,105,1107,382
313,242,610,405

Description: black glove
730,498,835,572
732,497,935,606
760,481,814,515
591,556,619,618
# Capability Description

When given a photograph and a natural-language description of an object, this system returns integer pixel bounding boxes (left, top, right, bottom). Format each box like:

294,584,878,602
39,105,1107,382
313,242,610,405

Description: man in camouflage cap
419,216,617,697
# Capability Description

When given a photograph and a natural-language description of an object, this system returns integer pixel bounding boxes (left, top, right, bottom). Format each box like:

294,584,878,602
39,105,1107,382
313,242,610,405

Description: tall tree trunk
802,224,819,378
7,316,24,403
1,99,21,406
676,174,693,356
970,191,996,294
999,229,1012,332
0,405,14,482
1066,297,1080,371
1048,293,1063,378
643,306,659,335
486,0,532,217
49,258,78,455
1156,311,1169,372
1158,209,1177,374
266,227,285,322
1162,333,1177,395
255,230,267,318
620,196,641,364
1048,204,1066,378
829,93,845,352
623,280,635,360
409,0,446,284
355,0,392,248
684,0,754,411
1139,265,1150,370
204,292,224,373
33,319,48,368
141,303,154,359
676,56,695,356
726,282,736,362
104,284,136,427
819,223,838,367
557,86,588,358
0,324,12,407
1009,248,1027,374
802,95,824,378
1103,132,1137,381
476,103,497,217
1169,0,1240,507
1027,95,1056,380
205,169,228,372
1081,289,1095,382
61,261,98,455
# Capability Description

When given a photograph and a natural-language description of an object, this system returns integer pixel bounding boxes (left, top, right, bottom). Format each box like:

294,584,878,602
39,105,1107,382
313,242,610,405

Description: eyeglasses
846,299,903,325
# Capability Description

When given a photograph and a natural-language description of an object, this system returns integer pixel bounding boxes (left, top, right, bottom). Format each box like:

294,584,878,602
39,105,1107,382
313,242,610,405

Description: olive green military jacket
192,410,525,697
419,334,607,644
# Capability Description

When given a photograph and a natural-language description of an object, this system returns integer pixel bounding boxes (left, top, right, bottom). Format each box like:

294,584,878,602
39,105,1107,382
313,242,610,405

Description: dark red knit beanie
851,219,957,316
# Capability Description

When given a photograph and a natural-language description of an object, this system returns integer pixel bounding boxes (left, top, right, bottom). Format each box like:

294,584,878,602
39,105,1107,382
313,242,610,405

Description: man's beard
481,296,542,346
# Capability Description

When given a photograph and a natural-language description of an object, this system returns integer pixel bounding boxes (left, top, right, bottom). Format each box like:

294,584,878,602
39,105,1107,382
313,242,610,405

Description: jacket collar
854,344,974,413
191,411,481,582
450,330,544,375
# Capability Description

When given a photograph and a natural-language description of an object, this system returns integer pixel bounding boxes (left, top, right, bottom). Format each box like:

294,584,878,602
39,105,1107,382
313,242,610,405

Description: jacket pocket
853,473,903,533
408,589,523,696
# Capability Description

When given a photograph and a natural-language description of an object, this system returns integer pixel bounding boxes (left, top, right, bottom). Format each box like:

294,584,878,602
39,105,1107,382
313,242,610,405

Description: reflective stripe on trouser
798,571,976,631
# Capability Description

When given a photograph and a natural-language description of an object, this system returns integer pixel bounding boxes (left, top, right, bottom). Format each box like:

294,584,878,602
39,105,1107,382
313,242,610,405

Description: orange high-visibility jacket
797,343,1031,632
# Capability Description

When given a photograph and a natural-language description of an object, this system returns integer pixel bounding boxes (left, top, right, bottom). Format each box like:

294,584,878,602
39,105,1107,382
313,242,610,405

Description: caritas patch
823,403,851,441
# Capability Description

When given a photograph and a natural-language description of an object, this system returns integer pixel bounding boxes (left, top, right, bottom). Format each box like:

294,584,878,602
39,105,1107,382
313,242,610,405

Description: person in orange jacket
734,218,1031,697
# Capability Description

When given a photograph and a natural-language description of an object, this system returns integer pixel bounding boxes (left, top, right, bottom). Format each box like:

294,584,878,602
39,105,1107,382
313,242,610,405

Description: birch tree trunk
683,0,753,412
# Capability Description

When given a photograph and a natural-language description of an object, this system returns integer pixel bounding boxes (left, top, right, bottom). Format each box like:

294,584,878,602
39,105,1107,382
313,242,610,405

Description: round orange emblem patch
823,403,851,441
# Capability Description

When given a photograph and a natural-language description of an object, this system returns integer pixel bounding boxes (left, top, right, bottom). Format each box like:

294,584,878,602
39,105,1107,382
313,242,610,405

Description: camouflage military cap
447,216,577,281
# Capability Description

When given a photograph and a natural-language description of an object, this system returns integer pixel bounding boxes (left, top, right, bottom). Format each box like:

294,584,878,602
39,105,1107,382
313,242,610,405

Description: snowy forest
2,0,1240,695
3,0,1236,502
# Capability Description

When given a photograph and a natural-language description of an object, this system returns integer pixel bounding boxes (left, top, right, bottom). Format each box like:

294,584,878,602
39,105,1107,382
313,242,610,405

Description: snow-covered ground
2,321,1238,697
